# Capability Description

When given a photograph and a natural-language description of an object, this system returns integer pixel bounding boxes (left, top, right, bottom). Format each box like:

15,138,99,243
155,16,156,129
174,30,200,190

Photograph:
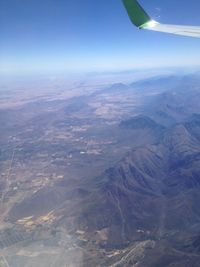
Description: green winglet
122,0,151,28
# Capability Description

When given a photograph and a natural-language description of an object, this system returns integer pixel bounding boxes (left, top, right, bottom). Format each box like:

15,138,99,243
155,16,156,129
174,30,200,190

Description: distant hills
120,115,165,130
2,73,200,266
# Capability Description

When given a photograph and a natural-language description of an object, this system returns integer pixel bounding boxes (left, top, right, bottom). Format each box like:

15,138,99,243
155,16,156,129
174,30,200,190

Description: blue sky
1,0,200,75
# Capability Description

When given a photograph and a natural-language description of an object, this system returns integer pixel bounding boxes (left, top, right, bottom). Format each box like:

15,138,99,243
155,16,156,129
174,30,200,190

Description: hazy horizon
1,0,200,75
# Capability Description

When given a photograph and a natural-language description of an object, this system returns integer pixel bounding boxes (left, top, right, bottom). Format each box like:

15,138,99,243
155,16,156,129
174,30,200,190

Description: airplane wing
122,0,200,38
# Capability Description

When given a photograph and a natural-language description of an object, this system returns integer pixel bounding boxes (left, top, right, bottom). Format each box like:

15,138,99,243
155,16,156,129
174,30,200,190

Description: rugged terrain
0,71,200,266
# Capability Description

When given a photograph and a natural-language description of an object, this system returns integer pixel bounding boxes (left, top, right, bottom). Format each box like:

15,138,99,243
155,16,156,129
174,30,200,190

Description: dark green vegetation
0,72,200,266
